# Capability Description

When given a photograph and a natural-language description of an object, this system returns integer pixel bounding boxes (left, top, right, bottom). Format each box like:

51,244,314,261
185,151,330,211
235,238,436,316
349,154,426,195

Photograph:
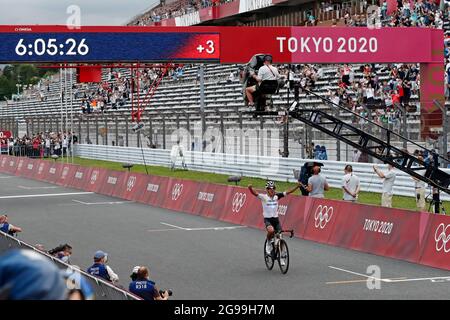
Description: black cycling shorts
264,217,282,233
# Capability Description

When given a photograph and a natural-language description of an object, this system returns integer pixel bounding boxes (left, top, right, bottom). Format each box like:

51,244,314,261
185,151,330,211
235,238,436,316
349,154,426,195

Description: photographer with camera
128,266,170,301
0,214,22,236
303,165,329,198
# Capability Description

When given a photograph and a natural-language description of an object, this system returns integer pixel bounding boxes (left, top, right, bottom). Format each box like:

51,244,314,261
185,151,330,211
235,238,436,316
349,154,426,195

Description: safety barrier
1,154,450,271
74,144,450,201
0,230,139,300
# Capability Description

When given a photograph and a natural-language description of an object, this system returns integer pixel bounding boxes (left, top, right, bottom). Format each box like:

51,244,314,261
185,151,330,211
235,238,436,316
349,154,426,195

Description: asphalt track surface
1,172,450,300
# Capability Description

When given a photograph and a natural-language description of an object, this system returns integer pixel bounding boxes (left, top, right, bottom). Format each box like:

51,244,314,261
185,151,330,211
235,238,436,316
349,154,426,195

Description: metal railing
0,230,139,300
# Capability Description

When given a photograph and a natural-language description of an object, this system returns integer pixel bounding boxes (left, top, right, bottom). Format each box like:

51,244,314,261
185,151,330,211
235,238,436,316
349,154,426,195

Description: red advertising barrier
162,178,202,214
22,158,38,179
5,157,17,174
56,164,80,187
14,157,26,176
0,156,8,172
115,173,149,201
32,160,51,182
67,166,93,191
418,214,450,270
4,157,450,271
43,162,63,184
191,182,217,217
84,168,109,193
98,171,126,197
328,203,427,263
139,176,169,208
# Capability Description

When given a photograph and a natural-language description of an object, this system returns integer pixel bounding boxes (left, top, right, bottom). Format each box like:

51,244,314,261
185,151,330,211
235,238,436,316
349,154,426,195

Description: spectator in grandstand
304,165,329,198
128,266,170,301
342,164,360,202
313,145,321,159
227,71,235,84
373,164,397,208
0,214,22,235
0,249,68,300
318,146,328,160
86,250,119,284
245,55,280,108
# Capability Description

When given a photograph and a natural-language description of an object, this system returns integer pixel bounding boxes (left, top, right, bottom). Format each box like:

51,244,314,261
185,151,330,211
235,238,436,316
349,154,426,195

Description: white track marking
160,222,186,230
0,176,14,179
0,192,93,199
146,228,184,233
328,266,387,282
154,222,247,232
184,226,247,231
72,199,132,205
329,266,450,284
384,276,450,283
18,185,58,190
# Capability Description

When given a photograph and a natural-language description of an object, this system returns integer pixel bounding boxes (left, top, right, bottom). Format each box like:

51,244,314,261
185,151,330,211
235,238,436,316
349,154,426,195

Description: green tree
0,64,57,100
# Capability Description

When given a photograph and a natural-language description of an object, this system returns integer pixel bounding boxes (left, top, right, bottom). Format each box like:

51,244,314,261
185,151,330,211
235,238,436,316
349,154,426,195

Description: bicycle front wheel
278,239,290,274
264,239,274,270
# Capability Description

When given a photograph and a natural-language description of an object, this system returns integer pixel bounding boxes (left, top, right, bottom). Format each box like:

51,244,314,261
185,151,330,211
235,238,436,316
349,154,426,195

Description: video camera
297,161,324,196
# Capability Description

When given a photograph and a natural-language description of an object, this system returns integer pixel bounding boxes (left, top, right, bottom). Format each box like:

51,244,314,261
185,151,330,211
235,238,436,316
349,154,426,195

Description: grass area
52,156,449,213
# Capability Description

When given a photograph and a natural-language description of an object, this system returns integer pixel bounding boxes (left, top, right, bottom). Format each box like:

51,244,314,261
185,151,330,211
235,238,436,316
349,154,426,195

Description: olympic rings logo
90,170,99,185
435,223,450,253
126,176,137,192
231,192,246,213
172,183,183,201
314,205,334,229
61,167,69,179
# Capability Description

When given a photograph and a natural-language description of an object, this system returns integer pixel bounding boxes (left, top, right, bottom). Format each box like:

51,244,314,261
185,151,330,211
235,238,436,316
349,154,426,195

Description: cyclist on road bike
248,181,300,259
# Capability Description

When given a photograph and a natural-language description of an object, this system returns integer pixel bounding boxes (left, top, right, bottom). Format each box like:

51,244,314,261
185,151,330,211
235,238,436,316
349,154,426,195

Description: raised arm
248,184,259,197
373,166,385,178
285,183,301,195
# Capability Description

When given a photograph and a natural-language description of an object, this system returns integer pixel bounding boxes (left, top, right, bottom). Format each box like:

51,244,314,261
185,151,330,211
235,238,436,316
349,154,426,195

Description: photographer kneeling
129,266,170,301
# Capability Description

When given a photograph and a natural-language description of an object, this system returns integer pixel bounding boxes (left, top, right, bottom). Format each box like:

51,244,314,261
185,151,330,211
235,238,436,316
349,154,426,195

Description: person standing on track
248,181,300,259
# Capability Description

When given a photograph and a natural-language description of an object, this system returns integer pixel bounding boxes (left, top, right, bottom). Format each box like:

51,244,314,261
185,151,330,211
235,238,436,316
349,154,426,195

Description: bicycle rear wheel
278,239,290,274
264,239,274,270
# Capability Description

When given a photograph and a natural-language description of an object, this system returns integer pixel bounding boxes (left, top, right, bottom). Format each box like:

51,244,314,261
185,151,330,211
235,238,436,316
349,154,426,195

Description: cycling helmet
265,180,276,189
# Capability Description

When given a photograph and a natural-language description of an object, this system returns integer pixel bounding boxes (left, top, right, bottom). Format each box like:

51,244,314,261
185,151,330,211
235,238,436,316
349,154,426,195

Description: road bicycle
264,229,294,274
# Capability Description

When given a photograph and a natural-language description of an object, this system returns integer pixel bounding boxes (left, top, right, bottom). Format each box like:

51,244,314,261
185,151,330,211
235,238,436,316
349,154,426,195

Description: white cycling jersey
257,192,286,218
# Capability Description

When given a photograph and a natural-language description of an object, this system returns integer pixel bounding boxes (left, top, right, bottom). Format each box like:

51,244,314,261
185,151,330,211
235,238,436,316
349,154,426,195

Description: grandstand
1,0,449,161
2,0,450,304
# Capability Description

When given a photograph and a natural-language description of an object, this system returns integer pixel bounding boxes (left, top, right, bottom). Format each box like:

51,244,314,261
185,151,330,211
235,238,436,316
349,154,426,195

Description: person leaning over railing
87,250,119,284
128,266,170,301
0,214,22,236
